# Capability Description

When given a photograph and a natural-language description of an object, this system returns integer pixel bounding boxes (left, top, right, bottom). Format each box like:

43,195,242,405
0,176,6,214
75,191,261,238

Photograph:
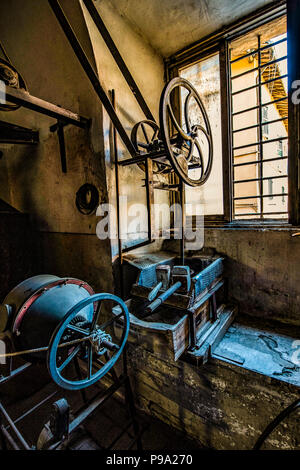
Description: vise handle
145,281,181,314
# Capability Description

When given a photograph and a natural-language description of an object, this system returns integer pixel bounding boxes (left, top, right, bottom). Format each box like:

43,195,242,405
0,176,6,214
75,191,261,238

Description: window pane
180,53,223,215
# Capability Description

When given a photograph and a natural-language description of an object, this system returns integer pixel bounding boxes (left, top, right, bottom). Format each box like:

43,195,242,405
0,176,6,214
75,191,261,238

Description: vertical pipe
111,90,124,299
180,180,185,265
145,157,154,242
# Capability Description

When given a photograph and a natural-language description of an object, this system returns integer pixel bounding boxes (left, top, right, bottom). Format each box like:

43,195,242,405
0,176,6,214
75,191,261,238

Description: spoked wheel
47,293,130,390
130,120,169,173
159,77,213,187
0,59,27,112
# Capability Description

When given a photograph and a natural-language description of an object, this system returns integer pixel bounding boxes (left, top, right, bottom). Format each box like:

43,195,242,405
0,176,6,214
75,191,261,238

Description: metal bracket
50,120,67,173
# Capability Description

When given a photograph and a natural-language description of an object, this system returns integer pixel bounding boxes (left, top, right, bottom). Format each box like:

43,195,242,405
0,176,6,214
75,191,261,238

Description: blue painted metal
193,258,223,297
146,281,182,314
47,293,130,390
0,275,95,361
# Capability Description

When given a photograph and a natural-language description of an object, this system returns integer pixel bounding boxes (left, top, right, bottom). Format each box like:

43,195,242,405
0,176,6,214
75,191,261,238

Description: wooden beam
0,85,90,129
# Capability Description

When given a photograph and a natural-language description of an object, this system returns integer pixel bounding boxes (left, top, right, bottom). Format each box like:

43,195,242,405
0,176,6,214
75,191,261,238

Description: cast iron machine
0,275,142,450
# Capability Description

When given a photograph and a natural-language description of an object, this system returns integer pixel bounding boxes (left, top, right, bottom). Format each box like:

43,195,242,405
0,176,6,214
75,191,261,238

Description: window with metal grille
230,16,288,220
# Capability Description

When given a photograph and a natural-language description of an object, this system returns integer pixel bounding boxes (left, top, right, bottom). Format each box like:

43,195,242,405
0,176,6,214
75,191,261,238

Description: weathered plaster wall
81,0,169,256
0,0,113,293
204,228,300,328
0,0,168,293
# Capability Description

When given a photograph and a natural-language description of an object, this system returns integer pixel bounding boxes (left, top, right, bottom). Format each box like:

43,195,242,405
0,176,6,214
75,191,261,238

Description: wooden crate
112,298,210,361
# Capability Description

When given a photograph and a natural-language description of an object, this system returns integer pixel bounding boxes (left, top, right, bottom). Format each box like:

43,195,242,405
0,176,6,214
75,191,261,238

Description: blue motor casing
0,275,94,360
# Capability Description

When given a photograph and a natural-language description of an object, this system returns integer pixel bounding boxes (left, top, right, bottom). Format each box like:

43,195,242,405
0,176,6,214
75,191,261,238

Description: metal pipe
0,402,31,450
83,0,155,122
111,89,124,298
48,0,137,157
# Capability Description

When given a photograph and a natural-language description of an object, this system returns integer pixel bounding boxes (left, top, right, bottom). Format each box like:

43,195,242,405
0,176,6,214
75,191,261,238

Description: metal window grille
229,25,288,220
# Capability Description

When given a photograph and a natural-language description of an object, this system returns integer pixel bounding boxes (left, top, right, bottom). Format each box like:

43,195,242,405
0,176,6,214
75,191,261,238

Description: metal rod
230,39,287,64
69,377,126,433
145,281,182,315
0,426,20,450
234,211,287,217
82,0,155,122
234,193,288,200
180,180,185,265
258,34,264,219
232,74,288,97
121,238,154,254
233,155,287,167
0,402,31,450
118,151,169,167
13,391,58,426
145,157,154,242
0,120,39,144
57,122,67,173
232,96,287,117
111,90,124,298
233,116,288,134
233,136,288,151
0,363,32,385
234,174,287,184
0,85,89,129
48,0,137,157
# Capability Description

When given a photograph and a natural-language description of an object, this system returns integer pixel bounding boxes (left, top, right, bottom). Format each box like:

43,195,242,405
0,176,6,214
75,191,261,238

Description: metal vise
146,265,191,314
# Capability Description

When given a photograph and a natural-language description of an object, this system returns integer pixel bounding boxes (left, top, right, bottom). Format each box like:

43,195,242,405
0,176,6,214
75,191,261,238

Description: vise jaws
145,265,191,314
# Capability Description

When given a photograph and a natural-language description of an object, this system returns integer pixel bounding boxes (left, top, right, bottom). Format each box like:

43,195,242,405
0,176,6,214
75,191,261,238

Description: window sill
203,222,298,231
210,322,300,388
186,216,300,231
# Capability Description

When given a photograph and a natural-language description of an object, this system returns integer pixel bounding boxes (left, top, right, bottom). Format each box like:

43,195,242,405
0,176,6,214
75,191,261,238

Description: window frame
165,0,299,228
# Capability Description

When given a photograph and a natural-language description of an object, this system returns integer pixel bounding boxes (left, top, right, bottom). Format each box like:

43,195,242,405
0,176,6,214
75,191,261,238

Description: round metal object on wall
47,293,130,390
159,77,213,187
75,183,99,215
0,275,95,361
0,58,27,111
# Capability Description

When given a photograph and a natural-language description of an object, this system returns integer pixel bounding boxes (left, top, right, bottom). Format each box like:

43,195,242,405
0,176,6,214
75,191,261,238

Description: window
168,4,293,225
230,16,288,220
179,54,223,216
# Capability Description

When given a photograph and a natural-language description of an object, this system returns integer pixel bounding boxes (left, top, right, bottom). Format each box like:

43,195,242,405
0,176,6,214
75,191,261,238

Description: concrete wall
204,228,300,328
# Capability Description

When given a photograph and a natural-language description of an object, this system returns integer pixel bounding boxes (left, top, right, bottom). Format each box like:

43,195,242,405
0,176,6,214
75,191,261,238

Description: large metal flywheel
159,77,213,187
